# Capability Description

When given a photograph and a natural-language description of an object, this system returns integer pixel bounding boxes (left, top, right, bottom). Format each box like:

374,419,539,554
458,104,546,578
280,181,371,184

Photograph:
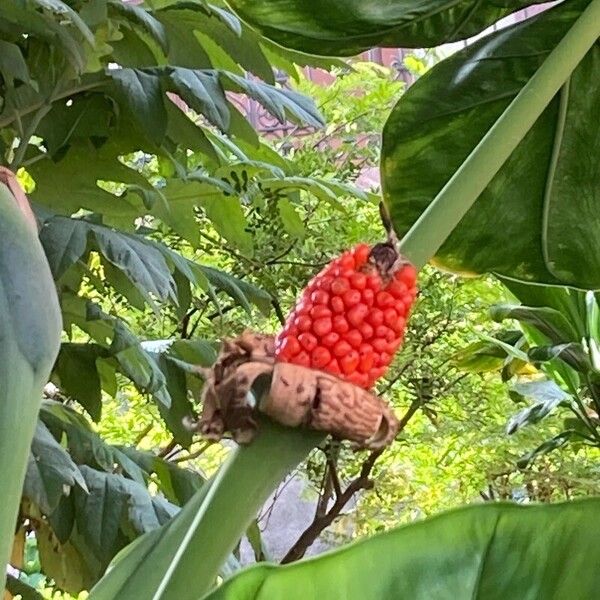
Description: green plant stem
88,418,323,600
398,0,600,268
10,104,52,169
155,420,323,599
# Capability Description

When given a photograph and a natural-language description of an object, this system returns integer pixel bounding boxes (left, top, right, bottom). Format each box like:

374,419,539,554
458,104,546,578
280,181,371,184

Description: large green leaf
205,498,600,599
24,421,88,514
0,178,61,590
383,0,600,288
40,401,147,486
226,0,540,56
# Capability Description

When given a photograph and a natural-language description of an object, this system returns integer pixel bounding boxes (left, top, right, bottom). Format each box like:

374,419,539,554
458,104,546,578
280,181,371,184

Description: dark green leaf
225,0,539,55
24,421,88,514
156,355,194,447
109,1,168,52
383,0,600,288
200,266,272,315
490,304,580,345
110,321,171,407
451,331,524,373
221,72,324,128
40,401,147,486
528,343,592,373
0,40,30,84
205,498,600,599
41,216,178,307
94,225,177,307
39,216,88,279
167,68,230,131
517,431,578,468
117,446,205,505
54,343,104,421
109,68,168,145
74,466,176,565
32,0,95,45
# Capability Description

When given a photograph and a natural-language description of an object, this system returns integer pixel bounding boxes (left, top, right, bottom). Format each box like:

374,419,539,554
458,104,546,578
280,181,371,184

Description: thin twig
281,399,421,564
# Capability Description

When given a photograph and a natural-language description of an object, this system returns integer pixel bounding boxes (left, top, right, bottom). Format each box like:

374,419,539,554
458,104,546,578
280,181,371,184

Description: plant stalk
0,180,61,590
398,0,600,268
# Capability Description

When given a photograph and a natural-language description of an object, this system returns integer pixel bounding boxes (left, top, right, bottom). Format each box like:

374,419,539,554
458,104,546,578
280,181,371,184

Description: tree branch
281,399,421,564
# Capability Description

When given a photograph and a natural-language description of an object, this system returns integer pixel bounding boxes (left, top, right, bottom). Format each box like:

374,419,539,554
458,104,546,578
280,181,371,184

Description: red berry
339,253,355,269
347,371,369,388
313,317,333,337
373,338,388,353
310,305,331,319
359,322,374,340
370,366,386,381
333,315,350,334
340,350,359,374
317,276,334,291
383,308,398,329
398,264,417,287
390,315,406,334
345,329,362,349
298,332,317,352
376,291,394,308
377,352,391,367
310,290,329,305
347,304,369,327
387,339,402,354
333,340,353,358
331,296,345,313
322,332,340,347
388,279,407,299
354,244,370,265
294,351,310,367
343,289,361,307
366,274,380,290
312,347,332,369
331,277,350,295
359,350,375,373
279,335,300,358
326,359,341,375
366,309,384,327
362,288,375,306
350,272,367,290
295,315,312,332
375,325,391,339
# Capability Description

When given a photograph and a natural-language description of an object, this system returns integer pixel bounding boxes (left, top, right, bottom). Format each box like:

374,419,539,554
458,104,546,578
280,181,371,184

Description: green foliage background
2,1,600,598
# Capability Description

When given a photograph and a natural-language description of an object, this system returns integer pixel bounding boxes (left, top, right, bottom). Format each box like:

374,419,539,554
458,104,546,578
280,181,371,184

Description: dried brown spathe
189,331,398,450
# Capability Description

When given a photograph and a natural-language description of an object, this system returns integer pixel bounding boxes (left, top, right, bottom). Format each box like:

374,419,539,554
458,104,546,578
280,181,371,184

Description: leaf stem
10,104,52,170
397,0,600,268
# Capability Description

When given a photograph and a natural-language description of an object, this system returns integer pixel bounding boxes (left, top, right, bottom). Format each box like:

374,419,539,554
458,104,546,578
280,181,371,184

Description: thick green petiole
0,180,61,590
89,418,323,600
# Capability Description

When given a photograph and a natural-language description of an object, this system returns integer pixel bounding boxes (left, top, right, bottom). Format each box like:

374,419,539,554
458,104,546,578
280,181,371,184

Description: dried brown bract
188,331,398,450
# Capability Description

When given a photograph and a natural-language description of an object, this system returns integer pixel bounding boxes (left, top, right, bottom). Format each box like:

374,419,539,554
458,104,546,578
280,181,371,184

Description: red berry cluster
274,243,417,389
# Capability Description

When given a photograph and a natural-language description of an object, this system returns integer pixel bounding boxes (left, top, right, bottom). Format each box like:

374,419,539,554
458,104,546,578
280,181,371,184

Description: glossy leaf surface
205,499,600,600
226,0,539,55
382,0,600,288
